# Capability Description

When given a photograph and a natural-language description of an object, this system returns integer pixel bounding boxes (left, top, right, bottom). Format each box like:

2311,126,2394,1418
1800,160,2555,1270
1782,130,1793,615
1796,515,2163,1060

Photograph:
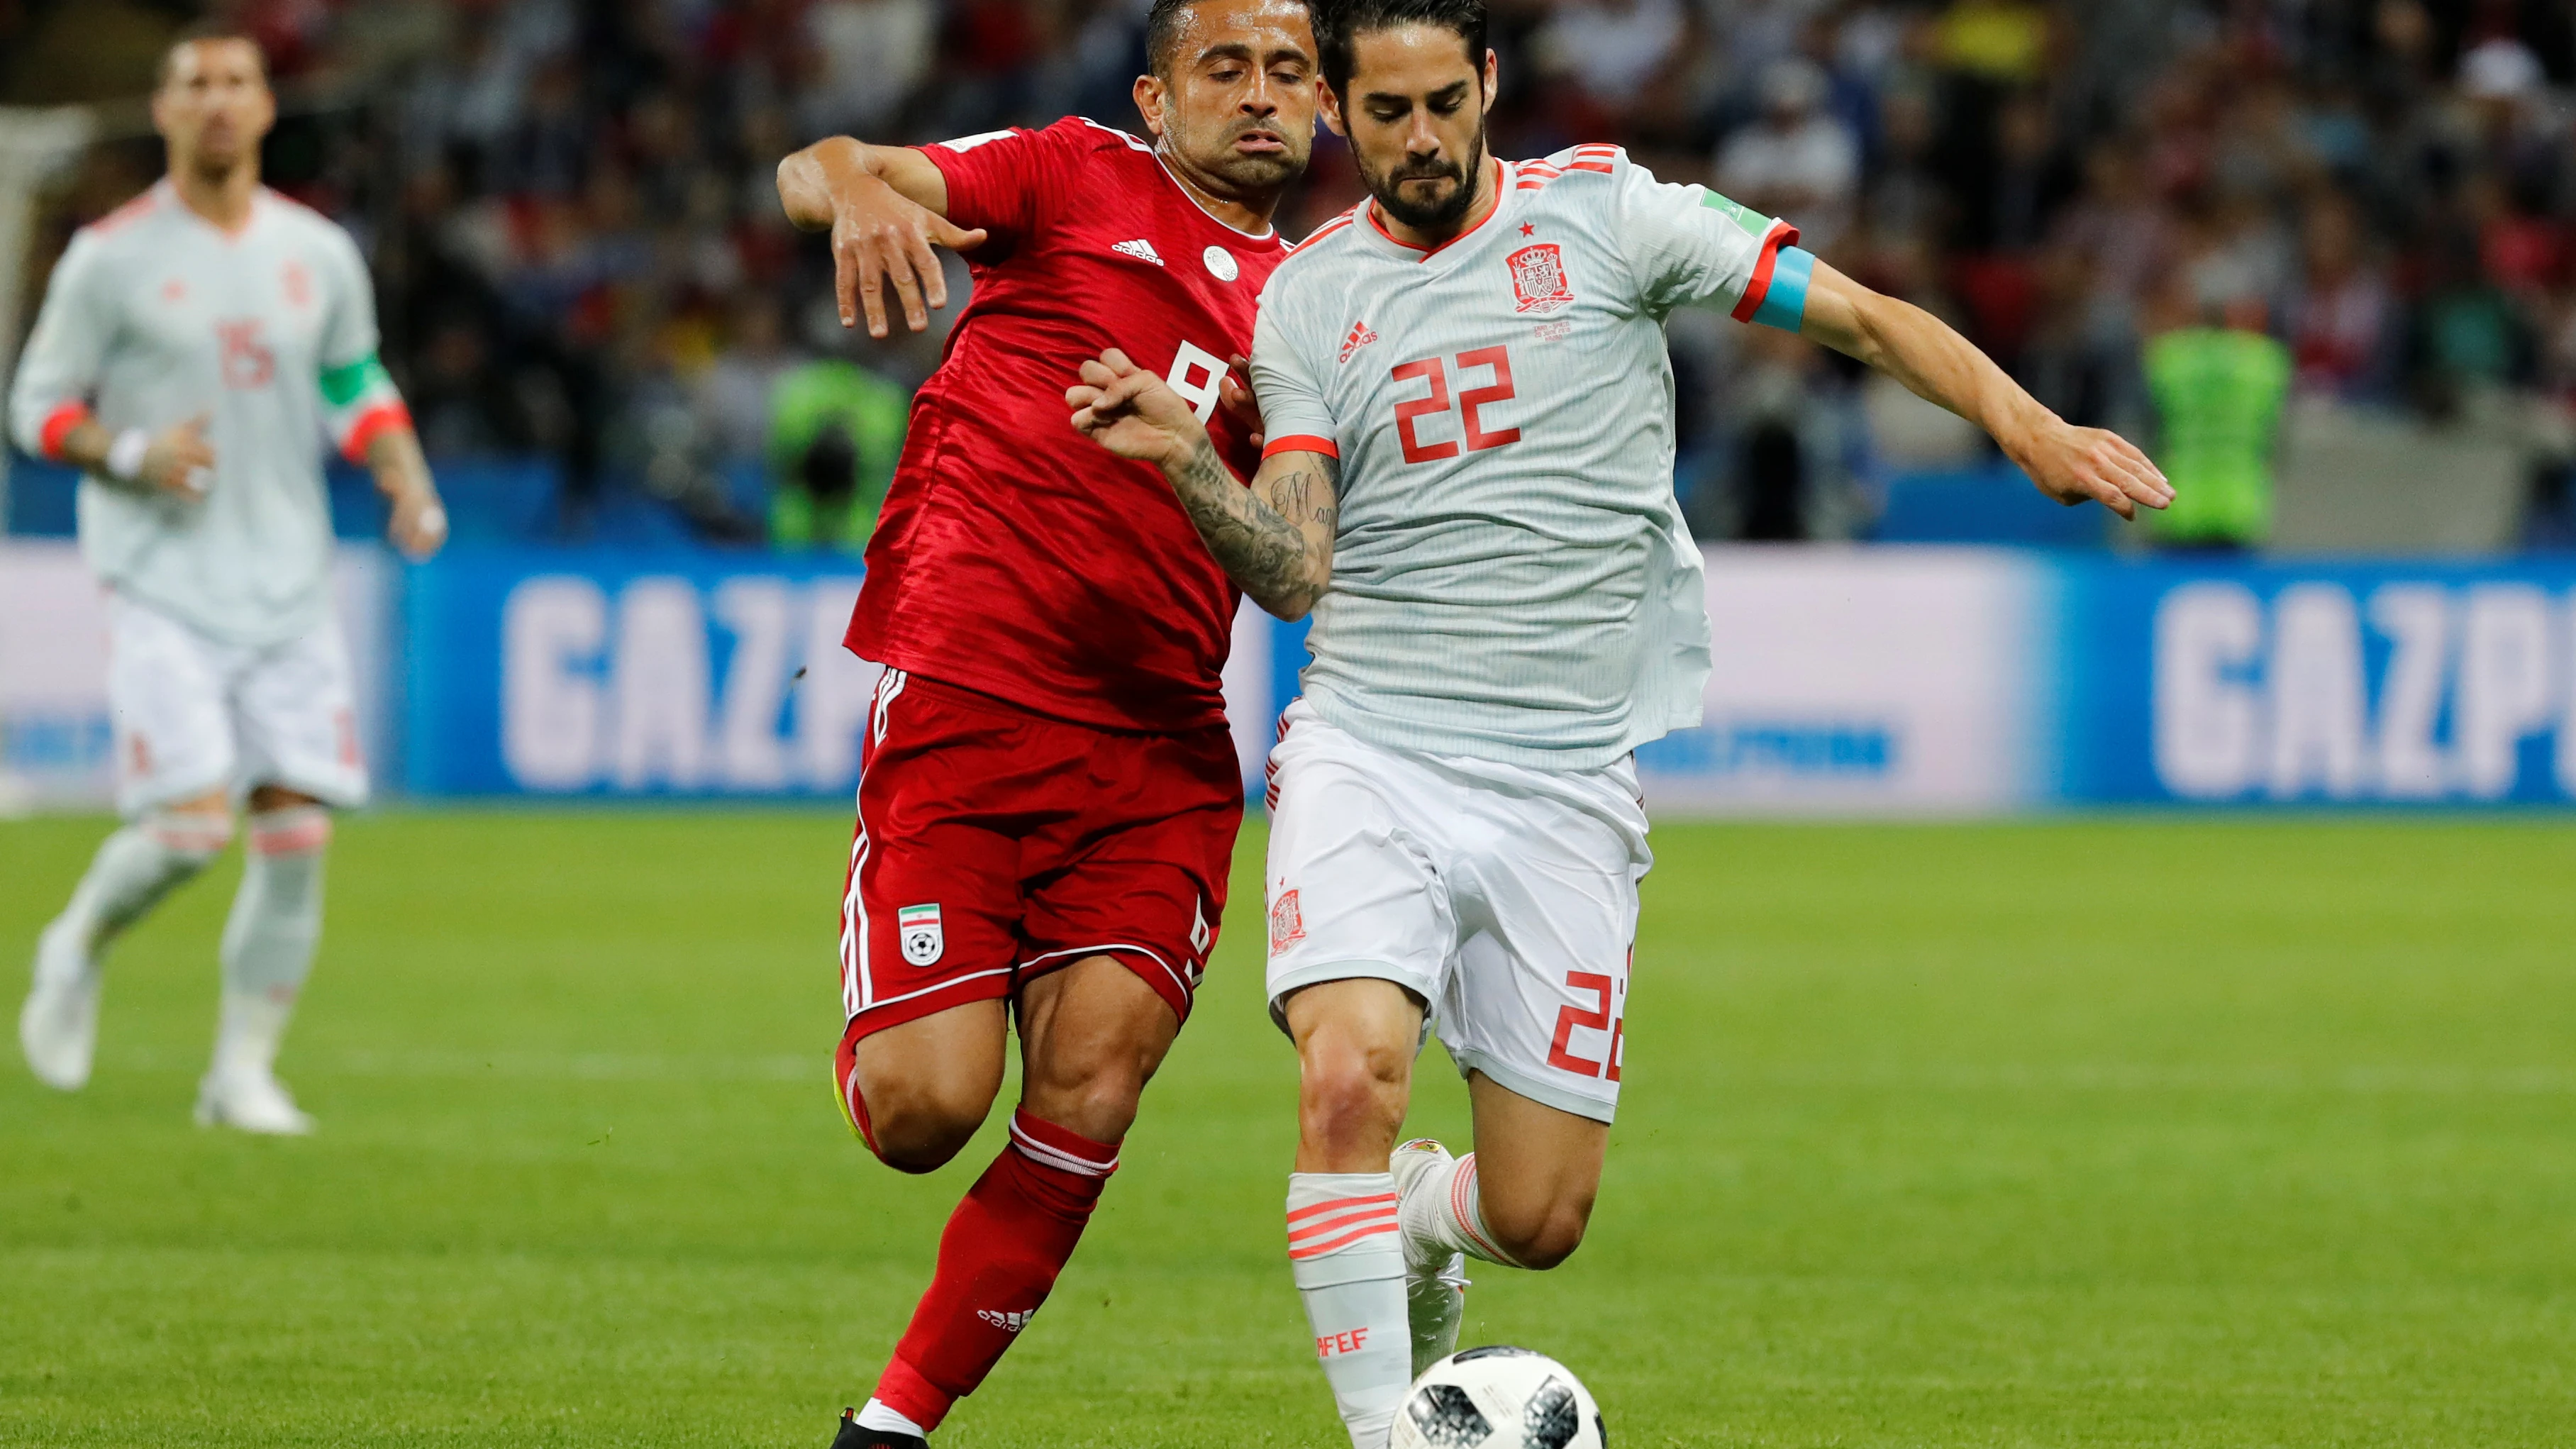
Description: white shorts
1262,700,1651,1123
107,593,369,817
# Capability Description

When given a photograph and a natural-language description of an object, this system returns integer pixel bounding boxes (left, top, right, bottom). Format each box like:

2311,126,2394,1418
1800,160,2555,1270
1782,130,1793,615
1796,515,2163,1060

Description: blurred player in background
1069,1,2171,1443
773,1,1314,1442
9,30,445,1134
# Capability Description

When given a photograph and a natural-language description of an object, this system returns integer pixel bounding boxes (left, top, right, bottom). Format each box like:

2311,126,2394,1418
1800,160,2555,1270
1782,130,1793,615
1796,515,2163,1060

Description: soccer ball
1389,1345,1606,1449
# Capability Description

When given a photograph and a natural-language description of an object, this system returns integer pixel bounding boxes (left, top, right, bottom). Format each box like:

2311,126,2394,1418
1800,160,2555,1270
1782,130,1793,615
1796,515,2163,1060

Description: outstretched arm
1067,349,1337,621
1799,260,2173,519
777,136,989,338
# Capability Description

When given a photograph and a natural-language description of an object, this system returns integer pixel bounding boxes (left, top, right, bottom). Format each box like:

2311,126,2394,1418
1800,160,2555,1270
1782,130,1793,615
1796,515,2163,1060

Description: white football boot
20,917,102,1091
1390,1137,1470,1375
194,1067,315,1136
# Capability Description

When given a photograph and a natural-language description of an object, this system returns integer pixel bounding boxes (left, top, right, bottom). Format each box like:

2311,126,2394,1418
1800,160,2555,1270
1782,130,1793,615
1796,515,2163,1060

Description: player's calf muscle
1467,1075,1611,1268
1476,1179,1597,1270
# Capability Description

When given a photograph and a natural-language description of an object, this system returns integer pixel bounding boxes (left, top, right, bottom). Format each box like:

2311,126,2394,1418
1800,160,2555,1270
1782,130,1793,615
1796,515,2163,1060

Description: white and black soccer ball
1389,1345,1606,1449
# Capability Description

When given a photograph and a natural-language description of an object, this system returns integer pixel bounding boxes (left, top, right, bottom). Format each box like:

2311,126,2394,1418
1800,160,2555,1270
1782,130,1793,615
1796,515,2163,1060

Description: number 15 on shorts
1548,959,1626,1083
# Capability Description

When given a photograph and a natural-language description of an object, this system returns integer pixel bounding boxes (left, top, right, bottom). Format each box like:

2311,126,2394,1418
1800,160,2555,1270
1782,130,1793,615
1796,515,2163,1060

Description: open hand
2012,419,2172,521
143,414,216,499
831,175,988,338
1067,348,1208,469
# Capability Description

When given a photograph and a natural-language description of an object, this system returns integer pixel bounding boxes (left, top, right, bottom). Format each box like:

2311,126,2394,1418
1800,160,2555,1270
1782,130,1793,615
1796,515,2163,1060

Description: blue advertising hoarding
2058,560,2576,806
387,545,2576,812
404,550,876,797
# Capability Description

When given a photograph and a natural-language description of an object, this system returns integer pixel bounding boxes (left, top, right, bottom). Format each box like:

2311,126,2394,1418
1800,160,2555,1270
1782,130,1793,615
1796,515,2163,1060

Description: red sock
870,1108,1120,1431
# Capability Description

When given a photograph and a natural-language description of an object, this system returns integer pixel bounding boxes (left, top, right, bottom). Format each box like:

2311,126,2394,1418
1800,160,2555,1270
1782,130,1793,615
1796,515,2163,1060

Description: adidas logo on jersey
977,1309,1038,1333
1111,238,1165,267
1338,320,1378,364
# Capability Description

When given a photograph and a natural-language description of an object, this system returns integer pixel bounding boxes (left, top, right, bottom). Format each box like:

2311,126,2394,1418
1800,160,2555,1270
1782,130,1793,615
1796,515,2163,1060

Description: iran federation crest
1506,243,1574,314
899,904,945,967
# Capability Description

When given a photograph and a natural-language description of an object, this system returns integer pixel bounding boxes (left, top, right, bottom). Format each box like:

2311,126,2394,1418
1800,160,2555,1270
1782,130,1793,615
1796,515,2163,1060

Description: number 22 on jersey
1391,345,1521,464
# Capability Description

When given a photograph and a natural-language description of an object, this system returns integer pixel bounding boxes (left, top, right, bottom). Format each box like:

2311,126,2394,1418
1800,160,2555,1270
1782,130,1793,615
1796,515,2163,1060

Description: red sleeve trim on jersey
340,400,413,462
1730,220,1804,324
37,401,91,460
1263,434,1338,460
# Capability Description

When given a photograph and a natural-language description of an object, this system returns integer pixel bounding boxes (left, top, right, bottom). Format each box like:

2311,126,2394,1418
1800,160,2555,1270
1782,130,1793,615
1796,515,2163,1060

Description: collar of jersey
1150,149,1278,243
1360,157,1511,264
156,177,269,243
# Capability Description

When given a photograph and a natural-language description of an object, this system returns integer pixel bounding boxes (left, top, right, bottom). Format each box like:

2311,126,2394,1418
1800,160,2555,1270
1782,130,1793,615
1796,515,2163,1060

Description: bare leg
1286,977,1424,1172
848,999,1009,1173
1462,1070,1609,1270
1015,953,1179,1141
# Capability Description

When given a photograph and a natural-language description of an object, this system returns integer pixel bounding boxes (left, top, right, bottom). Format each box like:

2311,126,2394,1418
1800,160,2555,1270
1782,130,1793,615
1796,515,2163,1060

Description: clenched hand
1067,349,1209,469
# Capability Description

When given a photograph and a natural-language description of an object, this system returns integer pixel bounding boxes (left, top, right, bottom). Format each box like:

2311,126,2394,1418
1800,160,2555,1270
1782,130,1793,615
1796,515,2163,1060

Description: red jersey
845,117,1289,733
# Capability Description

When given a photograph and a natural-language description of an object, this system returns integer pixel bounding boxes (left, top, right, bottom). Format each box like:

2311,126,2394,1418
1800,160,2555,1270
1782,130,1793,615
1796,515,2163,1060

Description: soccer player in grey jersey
1070,1,2170,1442
9,31,446,1133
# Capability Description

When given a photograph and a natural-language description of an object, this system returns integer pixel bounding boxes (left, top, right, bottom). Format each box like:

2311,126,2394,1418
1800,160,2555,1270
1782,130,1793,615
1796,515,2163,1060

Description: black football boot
830,1406,928,1449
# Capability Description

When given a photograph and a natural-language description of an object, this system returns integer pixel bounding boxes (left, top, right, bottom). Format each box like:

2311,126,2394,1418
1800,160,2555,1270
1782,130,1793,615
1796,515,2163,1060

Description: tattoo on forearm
1165,436,1336,616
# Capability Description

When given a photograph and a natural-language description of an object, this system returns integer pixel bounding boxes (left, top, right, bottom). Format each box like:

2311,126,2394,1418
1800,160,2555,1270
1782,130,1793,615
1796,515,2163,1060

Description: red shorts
835,668,1243,1049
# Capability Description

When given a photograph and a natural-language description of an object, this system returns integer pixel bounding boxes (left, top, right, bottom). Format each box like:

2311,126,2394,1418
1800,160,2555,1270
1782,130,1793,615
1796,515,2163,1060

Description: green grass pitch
4,811,2574,1446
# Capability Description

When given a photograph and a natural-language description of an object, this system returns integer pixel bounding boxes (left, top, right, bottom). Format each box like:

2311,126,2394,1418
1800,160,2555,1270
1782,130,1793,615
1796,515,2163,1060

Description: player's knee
141,809,234,870
1021,1048,1148,1145
855,1075,989,1174
1296,1037,1411,1153
1484,1192,1594,1270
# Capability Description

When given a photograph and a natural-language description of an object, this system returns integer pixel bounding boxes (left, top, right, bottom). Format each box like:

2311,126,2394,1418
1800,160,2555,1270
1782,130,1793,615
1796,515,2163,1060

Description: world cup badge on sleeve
1506,243,1574,314
899,904,945,967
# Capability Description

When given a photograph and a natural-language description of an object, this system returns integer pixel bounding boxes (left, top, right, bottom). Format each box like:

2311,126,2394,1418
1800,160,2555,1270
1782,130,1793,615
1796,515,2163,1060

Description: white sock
854,1399,926,1436
1289,1172,1412,1449
212,809,329,1079
1398,1151,1529,1270
45,816,231,972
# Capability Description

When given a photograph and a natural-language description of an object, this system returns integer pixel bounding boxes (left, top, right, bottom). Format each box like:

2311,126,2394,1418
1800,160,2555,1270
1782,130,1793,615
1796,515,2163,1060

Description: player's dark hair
157,21,270,89
1144,0,1195,78
1318,0,1487,98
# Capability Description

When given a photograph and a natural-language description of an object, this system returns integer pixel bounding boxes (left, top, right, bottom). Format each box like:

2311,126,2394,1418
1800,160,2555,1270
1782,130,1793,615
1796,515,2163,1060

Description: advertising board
17,542,2574,815
405,550,1282,799
2060,560,2576,806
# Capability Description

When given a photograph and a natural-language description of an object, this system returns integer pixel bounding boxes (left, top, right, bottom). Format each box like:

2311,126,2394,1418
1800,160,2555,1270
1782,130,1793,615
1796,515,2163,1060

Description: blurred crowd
12,0,2576,545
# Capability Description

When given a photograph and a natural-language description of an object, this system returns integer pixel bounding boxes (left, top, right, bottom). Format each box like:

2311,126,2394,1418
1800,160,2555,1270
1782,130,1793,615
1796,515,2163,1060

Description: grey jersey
8,183,404,645
1250,146,1797,770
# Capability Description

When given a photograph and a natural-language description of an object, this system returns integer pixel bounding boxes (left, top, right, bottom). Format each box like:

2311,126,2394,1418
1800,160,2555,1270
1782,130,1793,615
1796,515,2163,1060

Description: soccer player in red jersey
774,1,1318,1443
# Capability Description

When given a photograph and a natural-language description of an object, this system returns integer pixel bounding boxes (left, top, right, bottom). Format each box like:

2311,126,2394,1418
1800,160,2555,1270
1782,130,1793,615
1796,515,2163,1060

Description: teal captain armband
1750,247,1816,333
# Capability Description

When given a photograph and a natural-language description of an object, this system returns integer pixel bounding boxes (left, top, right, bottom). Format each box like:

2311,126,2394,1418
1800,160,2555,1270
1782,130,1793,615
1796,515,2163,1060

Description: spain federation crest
899,904,945,967
1506,243,1574,314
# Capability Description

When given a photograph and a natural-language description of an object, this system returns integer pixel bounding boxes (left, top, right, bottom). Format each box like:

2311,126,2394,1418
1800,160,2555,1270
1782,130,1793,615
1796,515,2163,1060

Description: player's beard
1359,118,1488,233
